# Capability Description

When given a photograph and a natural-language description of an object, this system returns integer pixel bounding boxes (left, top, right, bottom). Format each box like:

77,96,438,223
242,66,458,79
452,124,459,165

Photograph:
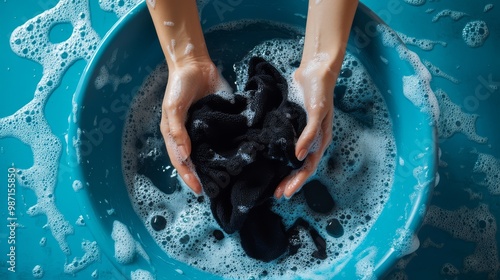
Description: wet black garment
186,57,306,261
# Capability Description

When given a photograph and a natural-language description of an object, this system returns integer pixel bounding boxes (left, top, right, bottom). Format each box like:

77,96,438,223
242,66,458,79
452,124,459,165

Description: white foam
473,153,500,194
432,9,468,22
64,241,100,274
435,89,487,143
462,20,489,48
484,4,494,13
99,0,142,17
378,24,440,123
355,247,377,280
403,0,425,6
76,215,86,226
163,21,175,27
423,60,459,84
111,220,138,264
131,269,155,280
72,180,83,191
424,204,499,275
396,31,447,51
5,0,102,256
32,265,44,278
184,43,194,55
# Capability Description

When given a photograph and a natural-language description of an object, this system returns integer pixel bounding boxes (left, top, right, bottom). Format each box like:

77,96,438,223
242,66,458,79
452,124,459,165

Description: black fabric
186,57,306,261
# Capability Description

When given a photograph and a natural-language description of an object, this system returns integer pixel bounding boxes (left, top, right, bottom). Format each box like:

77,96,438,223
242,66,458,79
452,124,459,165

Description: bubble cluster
76,215,86,226
396,31,447,51
121,32,398,278
111,220,150,265
99,0,142,17
2,0,103,260
484,4,494,13
462,20,489,48
130,269,155,280
423,60,459,84
403,0,426,6
32,265,44,279
435,89,487,143
64,241,100,274
378,24,440,123
473,153,500,195
424,204,499,277
432,9,468,22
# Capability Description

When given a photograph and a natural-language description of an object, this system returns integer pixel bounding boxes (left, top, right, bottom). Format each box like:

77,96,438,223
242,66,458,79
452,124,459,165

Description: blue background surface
1,0,499,279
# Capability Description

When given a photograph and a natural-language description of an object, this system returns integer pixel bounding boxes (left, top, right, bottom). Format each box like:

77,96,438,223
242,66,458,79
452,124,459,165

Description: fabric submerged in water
186,56,307,261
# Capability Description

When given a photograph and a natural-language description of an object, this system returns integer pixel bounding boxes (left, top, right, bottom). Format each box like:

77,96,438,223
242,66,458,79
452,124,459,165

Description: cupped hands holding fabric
147,0,358,198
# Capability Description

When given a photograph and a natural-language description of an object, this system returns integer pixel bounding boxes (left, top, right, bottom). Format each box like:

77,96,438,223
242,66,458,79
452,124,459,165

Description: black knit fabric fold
186,57,306,261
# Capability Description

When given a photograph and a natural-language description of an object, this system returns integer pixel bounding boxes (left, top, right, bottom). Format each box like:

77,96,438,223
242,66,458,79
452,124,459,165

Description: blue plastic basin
69,1,437,279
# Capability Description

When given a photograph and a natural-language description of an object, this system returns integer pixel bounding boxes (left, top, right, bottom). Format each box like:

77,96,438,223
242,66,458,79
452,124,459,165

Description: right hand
160,58,229,195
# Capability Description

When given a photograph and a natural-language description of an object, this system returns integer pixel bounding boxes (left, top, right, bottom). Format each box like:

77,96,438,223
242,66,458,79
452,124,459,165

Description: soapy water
424,204,499,278
387,2,500,278
3,0,100,259
121,30,397,277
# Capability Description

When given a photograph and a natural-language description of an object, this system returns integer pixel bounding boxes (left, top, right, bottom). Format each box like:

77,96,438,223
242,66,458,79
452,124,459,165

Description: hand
274,60,337,199
160,59,229,195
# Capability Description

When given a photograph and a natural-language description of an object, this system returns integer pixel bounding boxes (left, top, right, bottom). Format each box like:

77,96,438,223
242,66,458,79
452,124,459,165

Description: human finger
160,111,202,194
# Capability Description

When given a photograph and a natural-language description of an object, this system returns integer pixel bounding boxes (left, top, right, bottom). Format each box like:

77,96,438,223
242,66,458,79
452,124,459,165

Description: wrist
165,40,212,70
298,52,342,84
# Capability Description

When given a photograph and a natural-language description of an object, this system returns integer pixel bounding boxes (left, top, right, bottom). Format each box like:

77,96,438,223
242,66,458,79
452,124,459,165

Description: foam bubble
441,263,460,276
423,60,459,84
462,20,489,48
3,0,103,257
72,180,83,191
435,89,487,143
378,24,440,123
99,0,142,17
64,241,100,274
396,31,447,51
32,265,44,278
484,4,494,13
76,215,86,226
112,220,140,264
403,0,425,6
392,230,420,256
432,9,468,22
355,247,377,280
424,204,499,276
131,269,155,280
473,153,500,194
